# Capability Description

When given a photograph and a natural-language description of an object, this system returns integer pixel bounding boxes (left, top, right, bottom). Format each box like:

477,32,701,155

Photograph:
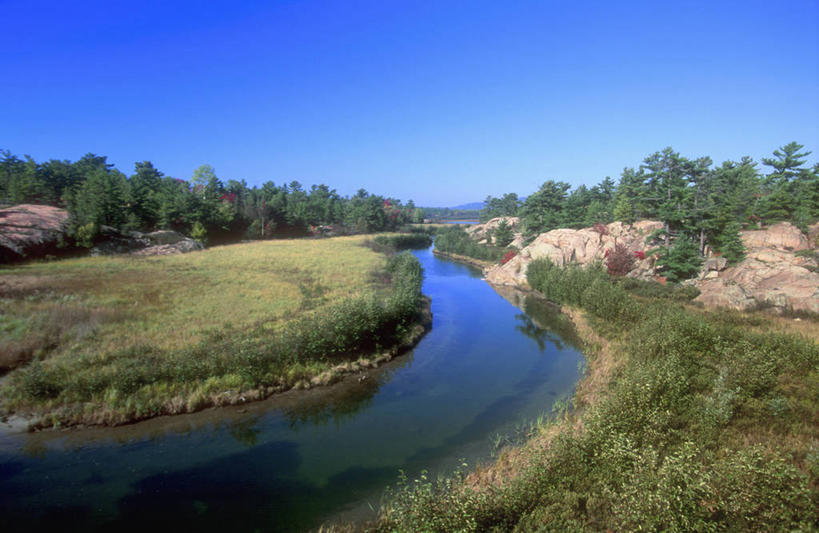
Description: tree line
481,142,818,266
0,151,426,245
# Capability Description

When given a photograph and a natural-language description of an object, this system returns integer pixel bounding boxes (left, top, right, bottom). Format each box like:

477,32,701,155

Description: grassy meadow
0,235,428,427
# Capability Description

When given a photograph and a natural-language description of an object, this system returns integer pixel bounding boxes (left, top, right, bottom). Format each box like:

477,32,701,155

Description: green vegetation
492,219,515,247
372,232,433,251
0,151,422,247
479,142,818,280
374,258,818,531
0,236,428,427
433,226,507,262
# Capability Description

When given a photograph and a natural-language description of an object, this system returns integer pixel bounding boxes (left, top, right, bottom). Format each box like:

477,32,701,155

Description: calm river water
0,245,583,532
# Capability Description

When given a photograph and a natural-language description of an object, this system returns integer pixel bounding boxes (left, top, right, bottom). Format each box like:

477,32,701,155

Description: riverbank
431,249,494,271
0,236,432,430
373,260,819,531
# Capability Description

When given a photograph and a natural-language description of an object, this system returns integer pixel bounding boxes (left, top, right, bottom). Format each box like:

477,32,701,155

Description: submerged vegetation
373,258,819,531
0,236,428,427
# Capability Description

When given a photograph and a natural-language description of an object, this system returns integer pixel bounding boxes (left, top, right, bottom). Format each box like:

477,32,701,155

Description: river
0,244,583,532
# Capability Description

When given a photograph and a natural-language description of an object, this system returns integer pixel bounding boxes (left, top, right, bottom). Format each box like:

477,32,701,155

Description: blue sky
2,0,818,206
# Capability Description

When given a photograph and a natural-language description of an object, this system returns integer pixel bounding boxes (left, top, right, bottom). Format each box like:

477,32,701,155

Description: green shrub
372,233,432,250
191,221,207,244
433,226,505,262
654,234,703,282
75,222,97,248
616,277,700,301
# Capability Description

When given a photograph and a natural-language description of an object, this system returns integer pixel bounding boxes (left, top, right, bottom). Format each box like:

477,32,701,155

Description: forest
0,151,426,246
481,142,819,266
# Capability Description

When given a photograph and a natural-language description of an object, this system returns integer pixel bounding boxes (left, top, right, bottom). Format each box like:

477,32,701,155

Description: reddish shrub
501,250,517,265
634,250,646,260
591,223,609,236
606,243,635,276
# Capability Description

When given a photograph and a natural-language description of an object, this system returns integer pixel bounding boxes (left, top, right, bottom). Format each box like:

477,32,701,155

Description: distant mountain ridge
449,201,484,211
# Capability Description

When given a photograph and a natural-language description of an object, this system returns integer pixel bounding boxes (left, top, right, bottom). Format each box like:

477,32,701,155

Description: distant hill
449,201,484,211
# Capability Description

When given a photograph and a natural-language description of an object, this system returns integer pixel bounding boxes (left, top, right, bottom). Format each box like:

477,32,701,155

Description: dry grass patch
0,236,386,357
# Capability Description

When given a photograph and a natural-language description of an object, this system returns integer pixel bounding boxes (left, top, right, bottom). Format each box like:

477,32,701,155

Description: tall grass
374,258,819,532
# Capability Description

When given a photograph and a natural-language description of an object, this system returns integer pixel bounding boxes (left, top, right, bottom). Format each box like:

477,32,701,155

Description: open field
0,235,427,427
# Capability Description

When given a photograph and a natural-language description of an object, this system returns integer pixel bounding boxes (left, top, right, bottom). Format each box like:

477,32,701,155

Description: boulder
145,230,188,245
0,204,70,262
703,256,727,272
740,221,809,252
0,204,202,262
693,223,819,314
132,238,203,257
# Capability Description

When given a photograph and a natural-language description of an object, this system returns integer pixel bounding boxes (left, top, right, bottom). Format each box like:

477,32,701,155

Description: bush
527,258,637,325
616,277,700,301
605,243,635,276
433,226,505,262
191,221,208,245
373,233,432,250
75,222,97,248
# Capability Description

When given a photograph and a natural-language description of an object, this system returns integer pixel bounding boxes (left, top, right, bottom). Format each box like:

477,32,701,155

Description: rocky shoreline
475,217,818,315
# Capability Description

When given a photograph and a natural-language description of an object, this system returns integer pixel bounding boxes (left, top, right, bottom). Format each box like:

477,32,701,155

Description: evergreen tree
129,161,163,230
493,219,514,247
714,221,746,265
759,142,812,224
520,180,570,235
65,167,130,243
655,234,703,282
640,147,693,246
612,194,634,223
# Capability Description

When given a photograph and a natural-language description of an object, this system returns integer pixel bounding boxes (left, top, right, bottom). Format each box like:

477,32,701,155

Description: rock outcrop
693,222,819,314
132,232,203,256
485,220,663,286
93,228,202,256
0,204,202,262
0,204,70,262
466,217,520,244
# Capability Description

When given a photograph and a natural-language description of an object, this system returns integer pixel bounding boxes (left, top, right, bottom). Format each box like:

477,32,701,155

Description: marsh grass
0,236,427,427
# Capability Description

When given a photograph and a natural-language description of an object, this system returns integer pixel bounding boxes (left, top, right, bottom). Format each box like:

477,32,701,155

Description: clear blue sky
2,0,818,206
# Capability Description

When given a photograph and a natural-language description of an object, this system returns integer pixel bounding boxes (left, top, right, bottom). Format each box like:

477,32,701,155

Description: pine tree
655,234,702,282
493,219,514,247
715,221,745,265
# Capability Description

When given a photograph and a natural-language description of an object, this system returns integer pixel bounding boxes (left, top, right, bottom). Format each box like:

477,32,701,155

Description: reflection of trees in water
514,313,554,351
279,353,415,430
227,417,262,447
282,379,380,430
514,295,584,352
